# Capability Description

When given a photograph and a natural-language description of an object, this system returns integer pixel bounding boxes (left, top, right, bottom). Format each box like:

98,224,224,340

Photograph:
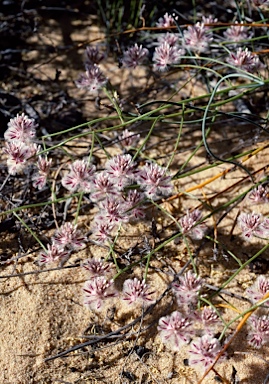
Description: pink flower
157,32,180,47
83,276,117,311
227,47,264,72
83,258,114,278
62,159,95,192
123,189,145,221
137,162,173,199
99,197,129,225
118,129,140,149
223,22,252,43
122,44,149,69
122,278,154,306
153,42,184,71
75,64,107,93
32,156,52,190
183,22,212,53
172,270,203,307
53,222,86,250
90,171,119,202
202,15,218,28
3,141,38,175
193,307,221,336
246,275,269,306
179,209,207,240
156,12,177,28
158,311,193,351
91,217,115,243
189,335,225,372
38,243,69,264
247,185,268,204
4,113,37,142
247,315,269,348
238,212,265,240
84,46,104,65
105,154,135,190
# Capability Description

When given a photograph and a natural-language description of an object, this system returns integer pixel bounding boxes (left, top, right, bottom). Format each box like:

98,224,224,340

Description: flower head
227,47,264,72
172,270,203,307
62,159,95,193
84,46,104,65
183,22,212,53
105,154,136,190
83,276,117,311
122,189,145,221
156,12,178,28
118,129,140,150
157,32,180,47
83,258,114,278
99,197,129,224
153,42,184,71
179,209,207,240
91,217,115,244
238,212,265,240
122,278,154,306
246,275,269,306
53,222,86,250
4,113,37,142
38,244,69,264
32,156,52,190
75,64,107,93
90,171,119,202
3,141,38,175
247,185,268,204
122,44,149,69
137,162,173,199
194,306,221,336
189,335,225,372
158,311,194,351
247,314,269,348
224,22,252,43
202,15,218,28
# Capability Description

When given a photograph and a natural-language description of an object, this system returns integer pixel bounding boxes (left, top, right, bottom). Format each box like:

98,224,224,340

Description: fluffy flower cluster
3,114,51,189
118,129,140,150
153,41,184,71
227,47,264,72
246,275,269,306
188,335,225,372
244,276,269,348
172,270,203,309
82,257,154,311
61,153,173,243
183,22,213,53
238,212,269,240
83,276,118,311
158,311,194,350
247,314,269,348
75,46,107,93
39,222,86,265
223,22,252,43
192,306,221,336
122,44,149,69
179,209,207,240
122,278,154,306
158,269,226,372
247,185,268,204
3,113,39,175
156,12,178,28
